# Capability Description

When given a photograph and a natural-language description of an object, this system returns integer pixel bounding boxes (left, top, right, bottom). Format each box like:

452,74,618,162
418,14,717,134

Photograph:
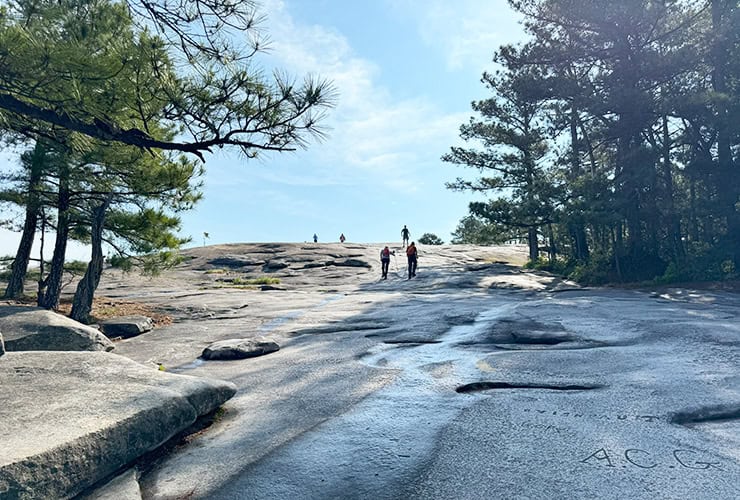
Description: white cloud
385,0,525,71
251,0,472,193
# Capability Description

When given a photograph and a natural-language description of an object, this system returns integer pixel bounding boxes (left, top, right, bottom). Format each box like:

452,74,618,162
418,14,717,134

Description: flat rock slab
201,338,280,360
100,315,154,339
0,351,236,499
79,468,142,500
0,306,114,352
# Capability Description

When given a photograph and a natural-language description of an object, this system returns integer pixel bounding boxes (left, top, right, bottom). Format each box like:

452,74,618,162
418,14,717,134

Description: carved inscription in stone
580,448,724,471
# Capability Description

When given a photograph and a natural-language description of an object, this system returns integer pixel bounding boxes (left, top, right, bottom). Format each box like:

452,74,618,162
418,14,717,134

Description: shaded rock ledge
100,315,154,339
0,306,114,352
0,351,236,499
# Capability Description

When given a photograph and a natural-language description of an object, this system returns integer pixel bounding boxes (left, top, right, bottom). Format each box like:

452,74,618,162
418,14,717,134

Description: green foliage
567,253,618,286
108,254,133,272
450,215,515,244
448,0,740,284
140,251,186,277
0,0,335,157
524,257,571,275
64,260,89,274
418,233,444,245
654,246,740,284
0,267,32,282
443,58,558,260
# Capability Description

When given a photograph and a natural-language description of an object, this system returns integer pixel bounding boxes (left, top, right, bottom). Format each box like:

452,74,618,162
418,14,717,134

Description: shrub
418,233,444,245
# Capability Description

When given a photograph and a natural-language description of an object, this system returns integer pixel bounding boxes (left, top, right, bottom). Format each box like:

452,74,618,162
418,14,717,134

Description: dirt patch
2,296,172,327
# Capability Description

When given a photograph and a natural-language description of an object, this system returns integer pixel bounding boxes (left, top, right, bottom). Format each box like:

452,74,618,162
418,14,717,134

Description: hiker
380,245,395,280
406,241,417,279
340,233,346,243
401,225,410,248
313,233,318,243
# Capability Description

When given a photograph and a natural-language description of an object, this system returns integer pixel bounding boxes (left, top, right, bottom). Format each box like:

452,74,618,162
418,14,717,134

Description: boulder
0,351,237,499
201,338,280,360
0,306,114,352
100,315,154,339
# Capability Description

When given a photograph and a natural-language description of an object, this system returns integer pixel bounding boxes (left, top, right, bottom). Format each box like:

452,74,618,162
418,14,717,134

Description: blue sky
1,0,525,259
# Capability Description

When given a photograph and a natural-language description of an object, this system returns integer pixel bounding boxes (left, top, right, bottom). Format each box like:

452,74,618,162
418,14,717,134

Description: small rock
201,338,280,360
101,316,154,339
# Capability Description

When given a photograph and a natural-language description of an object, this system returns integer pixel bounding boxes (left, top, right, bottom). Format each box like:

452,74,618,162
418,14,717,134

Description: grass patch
233,276,281,285
204,268,228,274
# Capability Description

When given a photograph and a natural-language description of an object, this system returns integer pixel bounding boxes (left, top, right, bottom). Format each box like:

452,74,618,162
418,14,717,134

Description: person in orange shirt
406,242,417,279
380,245,394,279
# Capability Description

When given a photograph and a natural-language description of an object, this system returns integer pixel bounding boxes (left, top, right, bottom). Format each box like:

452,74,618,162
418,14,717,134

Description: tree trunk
617,134,644,258
39,165,70,310
71,198,110,323
4,143,46,299
4,209,38,299
661,114,685,261
36,208,47,306
547,223,556,263
688,178,699,243
528,226,539,262
569,103,589,262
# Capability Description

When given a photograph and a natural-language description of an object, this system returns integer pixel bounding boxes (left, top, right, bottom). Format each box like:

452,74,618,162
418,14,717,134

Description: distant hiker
340,233,346,243
406,242,417,279
401,225,410,248
313,234,318,243
380,245,395,280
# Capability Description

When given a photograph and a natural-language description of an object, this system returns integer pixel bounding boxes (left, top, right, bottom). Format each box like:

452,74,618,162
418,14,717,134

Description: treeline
445,0,739,283
1,138,200,322
0,0,333,321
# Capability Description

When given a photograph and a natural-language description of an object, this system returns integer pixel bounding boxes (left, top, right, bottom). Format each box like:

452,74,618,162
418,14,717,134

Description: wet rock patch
457,316,582,349
671,404,740,426
295,322,390,335
383,339,442,345
456,381,603,393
